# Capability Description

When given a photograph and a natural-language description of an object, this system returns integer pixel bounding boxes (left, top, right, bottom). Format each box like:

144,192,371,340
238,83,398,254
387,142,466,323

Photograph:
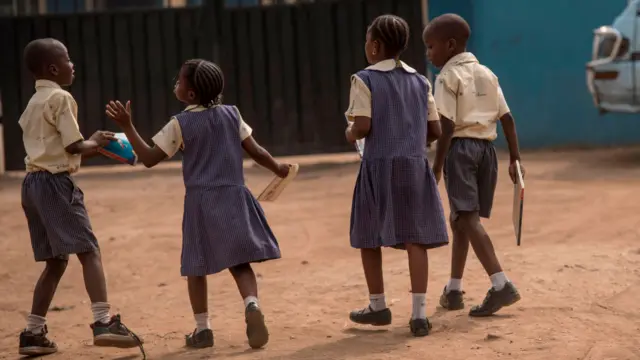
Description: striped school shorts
444,138,498,219
21,171,99,261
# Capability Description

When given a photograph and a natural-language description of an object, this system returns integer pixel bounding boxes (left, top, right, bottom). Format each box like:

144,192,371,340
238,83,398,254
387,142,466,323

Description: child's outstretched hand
106,100,132,128
276,163,291,178
508,160,526,184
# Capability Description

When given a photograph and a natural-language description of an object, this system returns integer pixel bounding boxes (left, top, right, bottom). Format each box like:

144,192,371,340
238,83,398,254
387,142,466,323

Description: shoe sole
469,292,522,317
19,346,58,356
246,309,269,349
411,328,430,337
185,338,214,348
440,299,465,311
349,309,393,326
94,334,141,348
350,318,392,326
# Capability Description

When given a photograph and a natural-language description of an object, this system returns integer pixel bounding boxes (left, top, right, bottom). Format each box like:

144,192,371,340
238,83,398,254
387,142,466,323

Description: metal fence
0,0,426,170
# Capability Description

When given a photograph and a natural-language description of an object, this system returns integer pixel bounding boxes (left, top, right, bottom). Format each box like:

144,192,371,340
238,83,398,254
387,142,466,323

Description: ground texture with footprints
1,149,639,360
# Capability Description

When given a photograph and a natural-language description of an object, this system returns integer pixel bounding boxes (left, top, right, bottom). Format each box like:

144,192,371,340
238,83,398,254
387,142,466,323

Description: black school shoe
409,318,433,337
469,282,521,317
19,326,58,356
349,306,392,326
245,303,269,349
92,314,143,348
439,286,465,310
185,328,214,348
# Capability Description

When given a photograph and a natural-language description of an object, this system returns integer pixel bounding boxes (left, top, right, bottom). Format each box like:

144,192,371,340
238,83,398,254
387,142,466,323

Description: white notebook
344,115,365,158
512,160,525,246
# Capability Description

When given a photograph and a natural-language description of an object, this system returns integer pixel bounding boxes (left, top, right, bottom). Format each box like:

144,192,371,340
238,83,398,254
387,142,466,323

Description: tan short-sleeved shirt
152,104,253,158
434,52,510,141
345,59,440,122
19,80,84,174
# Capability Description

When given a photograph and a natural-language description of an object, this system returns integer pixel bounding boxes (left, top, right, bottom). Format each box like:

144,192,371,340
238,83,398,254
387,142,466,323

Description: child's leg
405,243,431,337
185,275,214,348
439,214,470,310
20,173,70,356
19,258,68,356
30,258,68,320
77,250,141,348
456,211,520,316
349,248,391,326
229,263,269,349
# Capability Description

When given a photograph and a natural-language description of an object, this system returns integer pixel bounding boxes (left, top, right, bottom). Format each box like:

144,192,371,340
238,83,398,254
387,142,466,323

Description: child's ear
447,39,457,52
188,90,196,100
48,64,59,76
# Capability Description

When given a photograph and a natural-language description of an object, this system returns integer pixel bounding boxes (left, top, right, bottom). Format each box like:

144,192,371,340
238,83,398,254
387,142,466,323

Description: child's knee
76,249,101,265
45,258,68,276
229,263,252,276
361,247,382,255
405,243,428,253
453,211,480,232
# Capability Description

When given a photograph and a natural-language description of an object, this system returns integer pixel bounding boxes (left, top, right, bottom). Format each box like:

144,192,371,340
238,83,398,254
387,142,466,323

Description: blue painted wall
428,0,640,149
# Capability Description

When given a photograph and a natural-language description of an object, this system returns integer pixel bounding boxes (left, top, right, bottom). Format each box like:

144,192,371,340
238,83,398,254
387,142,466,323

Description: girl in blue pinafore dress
106,59,289,350
344,15,449,337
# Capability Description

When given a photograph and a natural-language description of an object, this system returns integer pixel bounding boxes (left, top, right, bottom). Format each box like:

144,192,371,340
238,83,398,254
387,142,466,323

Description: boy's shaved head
423,13,471,47
23,38,67,76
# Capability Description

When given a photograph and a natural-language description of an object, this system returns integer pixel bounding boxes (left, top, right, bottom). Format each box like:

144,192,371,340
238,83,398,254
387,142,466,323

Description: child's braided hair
368,14,411,58
182,59,224,107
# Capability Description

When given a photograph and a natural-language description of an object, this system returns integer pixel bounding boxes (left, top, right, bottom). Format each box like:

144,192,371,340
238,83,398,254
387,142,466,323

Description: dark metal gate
0,0,425,171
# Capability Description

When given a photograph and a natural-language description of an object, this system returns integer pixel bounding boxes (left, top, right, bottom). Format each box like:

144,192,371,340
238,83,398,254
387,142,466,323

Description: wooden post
421,0,432,82
0,123,5,176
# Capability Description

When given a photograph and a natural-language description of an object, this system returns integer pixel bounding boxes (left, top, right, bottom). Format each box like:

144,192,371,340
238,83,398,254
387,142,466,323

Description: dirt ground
1,148,640,360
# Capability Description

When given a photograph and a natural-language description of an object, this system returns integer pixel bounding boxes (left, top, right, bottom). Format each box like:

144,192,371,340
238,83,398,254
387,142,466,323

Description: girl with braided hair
106,59,290,349
345,15,448,337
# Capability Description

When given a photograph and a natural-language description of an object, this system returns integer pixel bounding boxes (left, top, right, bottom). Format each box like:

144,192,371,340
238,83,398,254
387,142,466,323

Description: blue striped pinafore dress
350,66,449,249
175,105,281,276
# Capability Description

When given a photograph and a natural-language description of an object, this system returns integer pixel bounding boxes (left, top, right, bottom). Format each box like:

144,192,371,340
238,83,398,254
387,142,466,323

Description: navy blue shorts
21,171,99,261
444,138,498,219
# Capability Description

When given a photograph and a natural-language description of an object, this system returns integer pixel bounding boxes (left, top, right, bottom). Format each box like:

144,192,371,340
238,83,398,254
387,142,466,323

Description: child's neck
371,56,400,65
443,48,467,66
35,76,66,87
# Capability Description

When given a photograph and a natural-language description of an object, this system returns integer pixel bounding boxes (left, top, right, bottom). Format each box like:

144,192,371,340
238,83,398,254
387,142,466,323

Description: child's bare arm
242,136,290,178
432,116,455,182
105,100,166,168
499,113,525,182
499,113,520,163
427,120,442,145
346,116,371,142
65,131,115,157
119,125,167,168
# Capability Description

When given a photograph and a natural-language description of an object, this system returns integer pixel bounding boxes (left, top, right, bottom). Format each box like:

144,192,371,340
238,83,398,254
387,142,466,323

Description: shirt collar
184,104,207,112
365,59,417,73
441,52,478,73
34,79,62,90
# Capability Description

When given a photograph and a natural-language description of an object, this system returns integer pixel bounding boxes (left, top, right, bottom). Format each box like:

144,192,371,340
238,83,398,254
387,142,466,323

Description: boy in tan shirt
424,14,525,317
18,38,142,356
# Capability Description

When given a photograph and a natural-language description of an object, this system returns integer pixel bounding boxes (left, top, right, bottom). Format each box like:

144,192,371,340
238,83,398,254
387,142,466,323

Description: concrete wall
428,0,640,149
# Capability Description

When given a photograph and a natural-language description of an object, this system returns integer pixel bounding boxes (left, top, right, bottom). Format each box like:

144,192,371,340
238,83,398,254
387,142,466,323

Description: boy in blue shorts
17,38,141,356
424,14,525,316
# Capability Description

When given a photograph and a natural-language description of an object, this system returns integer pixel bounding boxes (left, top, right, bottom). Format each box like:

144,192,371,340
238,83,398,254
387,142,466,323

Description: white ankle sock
26,314,46,334
91,302,111,324
243,296,259,308
194,312,210,333
446,278,462,293
368,293,387,312
411,293,426,320
490,272,509,291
